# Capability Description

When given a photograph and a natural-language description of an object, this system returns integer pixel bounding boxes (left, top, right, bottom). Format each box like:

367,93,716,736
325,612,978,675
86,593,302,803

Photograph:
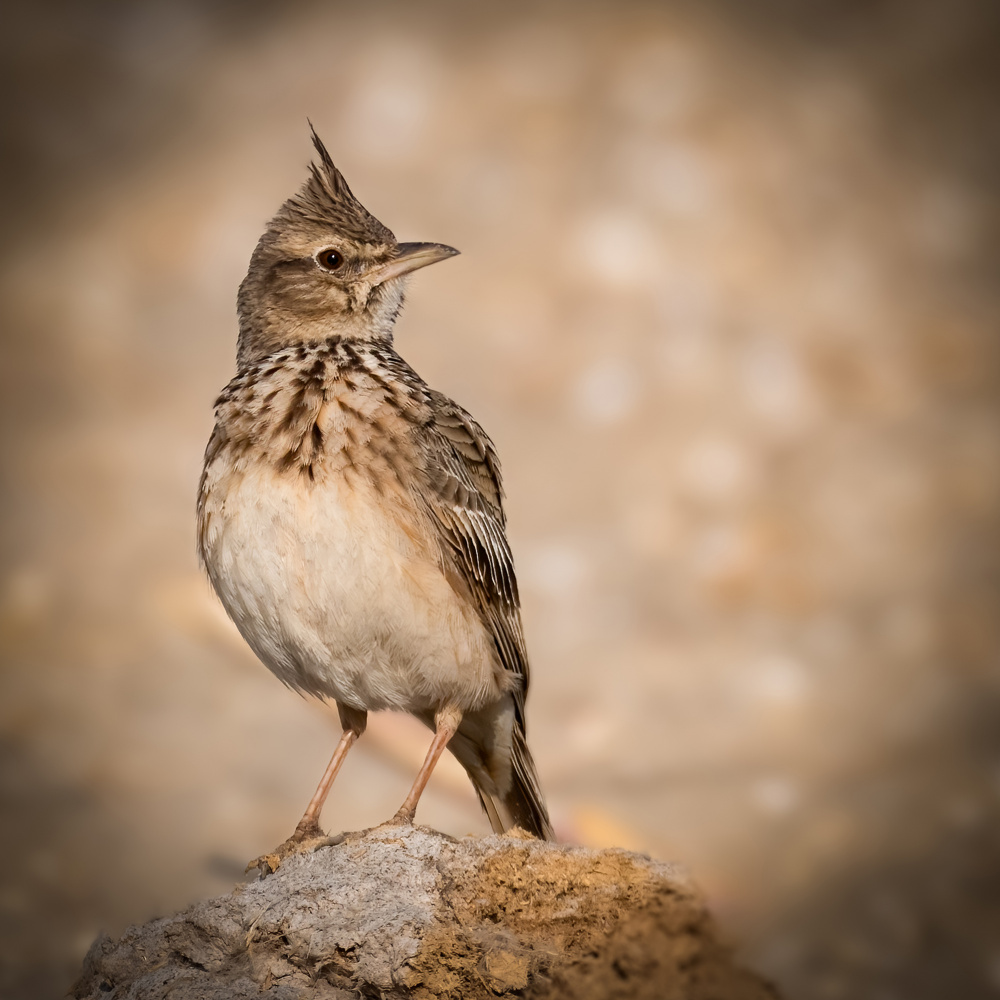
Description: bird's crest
278,125,395,245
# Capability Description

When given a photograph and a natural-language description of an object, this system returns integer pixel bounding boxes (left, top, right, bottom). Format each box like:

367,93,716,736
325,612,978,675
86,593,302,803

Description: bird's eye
318,249,344,271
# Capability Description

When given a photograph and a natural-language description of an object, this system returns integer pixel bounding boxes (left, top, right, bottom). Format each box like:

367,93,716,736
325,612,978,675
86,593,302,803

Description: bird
197,127,553,870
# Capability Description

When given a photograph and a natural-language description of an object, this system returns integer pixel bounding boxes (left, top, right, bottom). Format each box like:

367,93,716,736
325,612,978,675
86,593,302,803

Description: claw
245,827,343,877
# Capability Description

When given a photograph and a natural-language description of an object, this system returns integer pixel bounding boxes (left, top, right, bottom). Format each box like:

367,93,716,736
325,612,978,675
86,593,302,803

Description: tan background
1,1,999,997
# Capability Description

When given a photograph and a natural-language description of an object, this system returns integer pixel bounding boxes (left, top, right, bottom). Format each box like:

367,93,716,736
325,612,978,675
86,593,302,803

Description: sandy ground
72,826,778,999
1,2,999,997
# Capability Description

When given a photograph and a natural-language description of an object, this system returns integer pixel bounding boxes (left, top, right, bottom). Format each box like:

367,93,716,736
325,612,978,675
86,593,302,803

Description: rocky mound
73,825,778,999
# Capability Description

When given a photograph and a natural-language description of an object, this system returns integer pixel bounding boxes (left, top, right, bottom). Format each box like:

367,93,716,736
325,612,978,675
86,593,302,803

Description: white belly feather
200,461,500,713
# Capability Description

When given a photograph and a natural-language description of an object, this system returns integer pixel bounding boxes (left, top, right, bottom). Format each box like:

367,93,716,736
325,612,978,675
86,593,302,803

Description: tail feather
449,719,554,841
495,724,554,840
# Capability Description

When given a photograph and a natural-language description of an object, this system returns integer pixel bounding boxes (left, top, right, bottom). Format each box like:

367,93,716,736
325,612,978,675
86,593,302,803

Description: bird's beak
369,242,460,285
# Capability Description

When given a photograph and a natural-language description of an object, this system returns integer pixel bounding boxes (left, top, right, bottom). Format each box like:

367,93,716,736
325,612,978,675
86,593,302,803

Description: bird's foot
245,819,342,877
387,806,416,828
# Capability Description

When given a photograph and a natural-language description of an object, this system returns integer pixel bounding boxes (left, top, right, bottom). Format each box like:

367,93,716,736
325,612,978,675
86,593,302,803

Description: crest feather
278,125,395,244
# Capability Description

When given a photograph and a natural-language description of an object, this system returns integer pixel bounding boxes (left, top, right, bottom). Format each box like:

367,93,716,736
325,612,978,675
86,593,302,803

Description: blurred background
2,1,999,997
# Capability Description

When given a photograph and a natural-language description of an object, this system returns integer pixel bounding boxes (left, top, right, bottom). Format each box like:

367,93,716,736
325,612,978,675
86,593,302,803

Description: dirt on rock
72,826,778,1000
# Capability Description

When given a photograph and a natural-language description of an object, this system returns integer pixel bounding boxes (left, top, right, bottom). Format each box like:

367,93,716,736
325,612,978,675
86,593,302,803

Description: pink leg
293,704,367,838
392,705,463,825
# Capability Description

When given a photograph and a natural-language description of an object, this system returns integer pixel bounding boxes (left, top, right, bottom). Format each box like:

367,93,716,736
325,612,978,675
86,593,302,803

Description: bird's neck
236,309,393,369
236,276,406,369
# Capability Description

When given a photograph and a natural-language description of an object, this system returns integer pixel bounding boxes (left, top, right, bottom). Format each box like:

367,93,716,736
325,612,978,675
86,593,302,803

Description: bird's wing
416,389,531,725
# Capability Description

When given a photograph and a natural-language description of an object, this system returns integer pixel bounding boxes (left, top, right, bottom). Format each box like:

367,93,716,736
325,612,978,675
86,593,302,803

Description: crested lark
198,129,553,867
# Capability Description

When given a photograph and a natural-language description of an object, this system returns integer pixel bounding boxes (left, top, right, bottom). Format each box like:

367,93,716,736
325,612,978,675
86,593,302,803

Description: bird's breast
197,354,500,713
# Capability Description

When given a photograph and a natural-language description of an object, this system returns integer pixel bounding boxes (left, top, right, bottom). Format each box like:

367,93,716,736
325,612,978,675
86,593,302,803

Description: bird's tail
449,717,554,841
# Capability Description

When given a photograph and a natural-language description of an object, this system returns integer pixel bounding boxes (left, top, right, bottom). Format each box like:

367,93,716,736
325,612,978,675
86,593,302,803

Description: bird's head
236,126,458,367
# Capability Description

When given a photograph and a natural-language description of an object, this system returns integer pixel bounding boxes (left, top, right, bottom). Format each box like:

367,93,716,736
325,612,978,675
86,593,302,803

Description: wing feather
416,389,530,724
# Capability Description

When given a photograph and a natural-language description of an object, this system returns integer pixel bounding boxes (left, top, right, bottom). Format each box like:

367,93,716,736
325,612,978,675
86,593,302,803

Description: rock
72,825,779,999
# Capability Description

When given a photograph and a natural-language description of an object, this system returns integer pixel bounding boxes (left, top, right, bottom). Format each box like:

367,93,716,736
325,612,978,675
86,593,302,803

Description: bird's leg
392,704,463,825
247,704,367,875
292,703,368,839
